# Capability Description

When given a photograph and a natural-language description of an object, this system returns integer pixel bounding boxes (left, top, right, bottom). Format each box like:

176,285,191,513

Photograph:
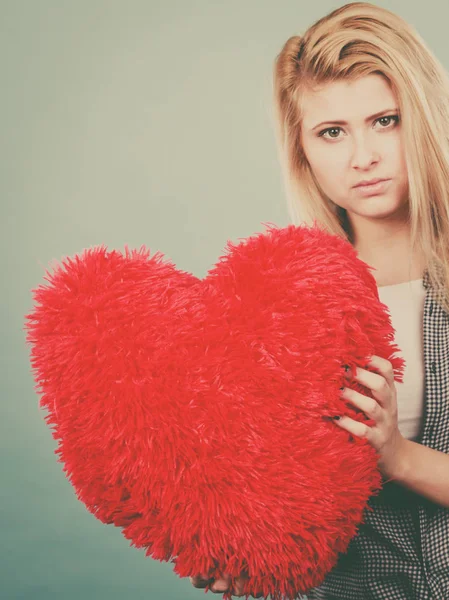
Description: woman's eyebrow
311,108,399,131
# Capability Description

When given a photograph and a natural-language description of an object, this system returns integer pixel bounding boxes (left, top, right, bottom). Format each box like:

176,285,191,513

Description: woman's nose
350,135,380,169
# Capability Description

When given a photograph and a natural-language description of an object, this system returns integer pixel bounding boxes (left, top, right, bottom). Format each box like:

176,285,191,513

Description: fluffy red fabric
24,223,404,600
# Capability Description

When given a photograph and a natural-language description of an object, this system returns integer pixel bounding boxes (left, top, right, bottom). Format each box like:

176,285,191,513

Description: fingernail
332,415,341,420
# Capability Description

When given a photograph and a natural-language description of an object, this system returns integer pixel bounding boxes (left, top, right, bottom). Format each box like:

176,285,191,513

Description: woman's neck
352,231,426,287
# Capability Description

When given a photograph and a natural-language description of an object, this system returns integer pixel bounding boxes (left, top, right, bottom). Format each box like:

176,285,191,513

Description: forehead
301,74,397,126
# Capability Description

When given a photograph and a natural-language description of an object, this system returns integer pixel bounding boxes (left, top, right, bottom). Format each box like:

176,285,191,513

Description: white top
377,278,425,441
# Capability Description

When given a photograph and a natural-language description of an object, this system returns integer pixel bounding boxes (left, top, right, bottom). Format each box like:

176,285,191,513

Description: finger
359,355,395,386
231,573,250,596
340,386,381,421
210,574,231,593
348,366,391,409
232,582,264,598
333,414,370,439
189,575,211,588
366,355,395,383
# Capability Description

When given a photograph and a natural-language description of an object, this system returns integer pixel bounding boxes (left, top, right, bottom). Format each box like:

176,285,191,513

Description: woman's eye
320,127,341,139
377,115,399,127
318,115,399,140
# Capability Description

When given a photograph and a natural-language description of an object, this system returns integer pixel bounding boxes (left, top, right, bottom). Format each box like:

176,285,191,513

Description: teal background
2,1,447,599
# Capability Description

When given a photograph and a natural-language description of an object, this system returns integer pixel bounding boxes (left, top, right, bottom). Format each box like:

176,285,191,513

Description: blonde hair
272,1,449,312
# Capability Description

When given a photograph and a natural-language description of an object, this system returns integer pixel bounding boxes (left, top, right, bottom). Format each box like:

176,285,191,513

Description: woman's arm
390,438,449,509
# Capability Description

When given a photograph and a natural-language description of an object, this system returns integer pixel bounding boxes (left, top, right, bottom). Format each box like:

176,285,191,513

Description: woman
190,2,449,598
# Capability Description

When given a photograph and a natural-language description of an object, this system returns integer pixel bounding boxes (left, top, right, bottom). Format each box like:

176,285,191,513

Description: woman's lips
353,179,392,195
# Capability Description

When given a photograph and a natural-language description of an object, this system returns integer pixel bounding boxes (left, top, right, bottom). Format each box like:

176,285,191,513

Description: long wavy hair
272,1,449,312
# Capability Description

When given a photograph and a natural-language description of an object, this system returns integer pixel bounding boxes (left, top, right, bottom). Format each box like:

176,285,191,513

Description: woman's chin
347,196,407,220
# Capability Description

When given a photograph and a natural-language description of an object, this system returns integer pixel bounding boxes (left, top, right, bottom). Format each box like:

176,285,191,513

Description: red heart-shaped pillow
24,223,404,600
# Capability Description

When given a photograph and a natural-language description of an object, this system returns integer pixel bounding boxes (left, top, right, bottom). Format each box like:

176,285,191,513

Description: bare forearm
391,439,449,509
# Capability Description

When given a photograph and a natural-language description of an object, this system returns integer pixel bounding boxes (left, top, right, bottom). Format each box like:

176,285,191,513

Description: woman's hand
189,571,264,597
334,354,407,480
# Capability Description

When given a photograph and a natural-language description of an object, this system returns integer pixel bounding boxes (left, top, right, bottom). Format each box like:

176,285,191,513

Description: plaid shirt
306,269,449,600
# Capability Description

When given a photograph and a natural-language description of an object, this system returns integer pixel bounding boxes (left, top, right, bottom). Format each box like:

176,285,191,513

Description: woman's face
300,74,409,230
